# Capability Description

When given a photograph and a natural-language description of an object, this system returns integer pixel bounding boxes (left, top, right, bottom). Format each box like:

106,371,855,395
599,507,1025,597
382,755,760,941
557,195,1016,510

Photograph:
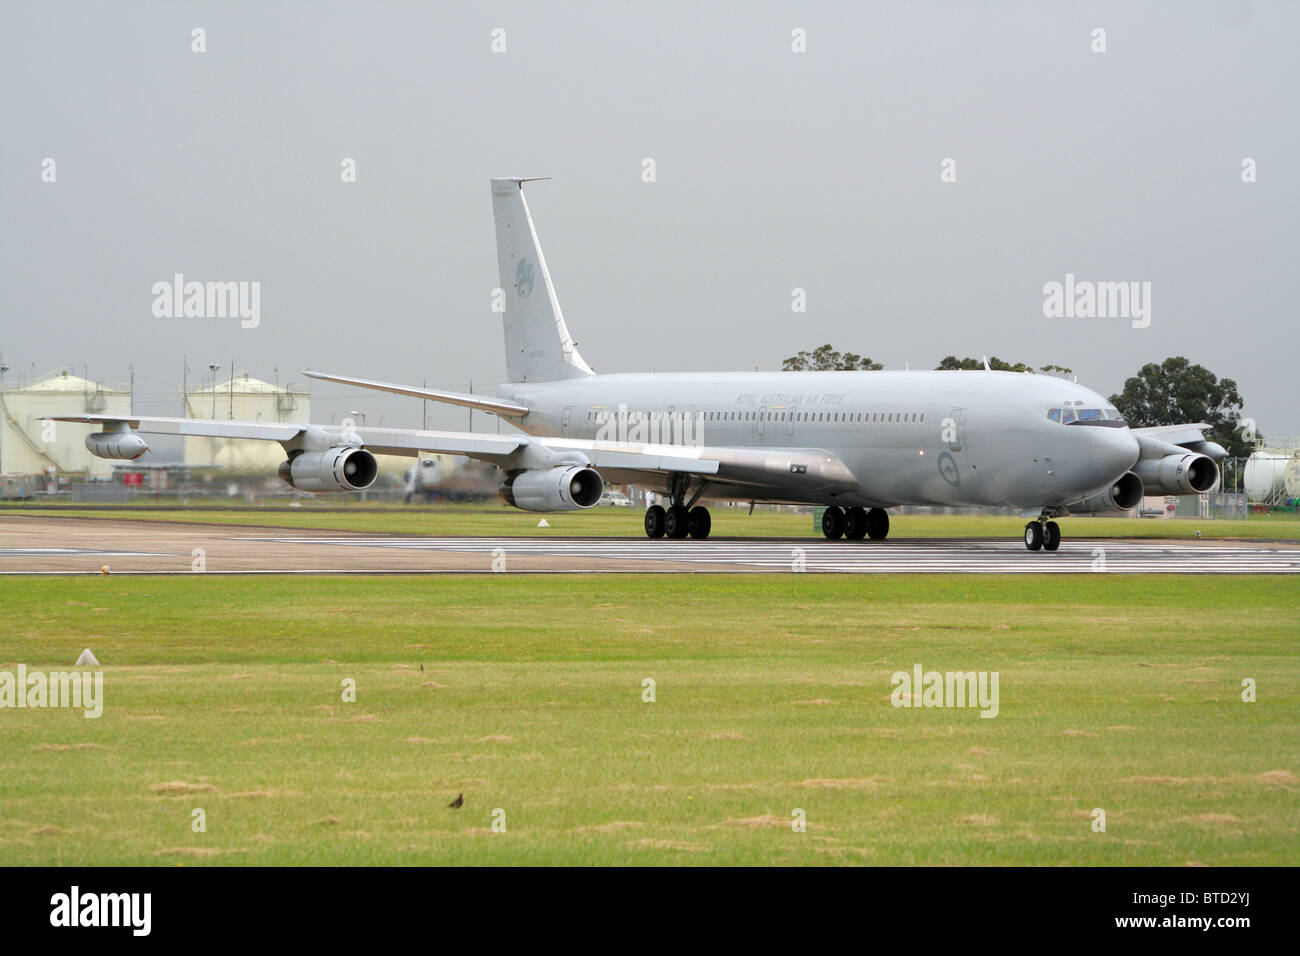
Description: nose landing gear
1024,515,1062,552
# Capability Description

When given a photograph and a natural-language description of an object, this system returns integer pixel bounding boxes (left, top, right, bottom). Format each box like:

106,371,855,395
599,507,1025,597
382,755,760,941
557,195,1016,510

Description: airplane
49,177,1226,552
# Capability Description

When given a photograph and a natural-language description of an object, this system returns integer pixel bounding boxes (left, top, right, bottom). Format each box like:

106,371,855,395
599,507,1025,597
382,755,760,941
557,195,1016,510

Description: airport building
0,370,130,478
182,373,310,471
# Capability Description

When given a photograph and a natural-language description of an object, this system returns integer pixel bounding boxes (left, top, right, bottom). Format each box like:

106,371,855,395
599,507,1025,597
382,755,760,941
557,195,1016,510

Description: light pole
208,364,219,418
0,356,8,472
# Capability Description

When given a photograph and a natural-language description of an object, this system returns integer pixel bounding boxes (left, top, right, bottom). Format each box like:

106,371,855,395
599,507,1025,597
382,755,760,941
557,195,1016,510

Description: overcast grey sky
2,1,1296,443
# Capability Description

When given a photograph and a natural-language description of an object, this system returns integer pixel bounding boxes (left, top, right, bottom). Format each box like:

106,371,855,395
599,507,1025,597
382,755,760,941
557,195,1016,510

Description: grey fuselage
497,370,1141,510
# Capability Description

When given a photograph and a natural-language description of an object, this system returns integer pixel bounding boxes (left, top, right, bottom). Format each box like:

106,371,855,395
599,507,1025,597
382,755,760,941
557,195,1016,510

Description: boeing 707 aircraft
51,178,1225,552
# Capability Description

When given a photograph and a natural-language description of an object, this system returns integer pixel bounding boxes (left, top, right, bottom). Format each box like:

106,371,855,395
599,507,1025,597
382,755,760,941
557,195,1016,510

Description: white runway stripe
0,548,173,557
231,536,1300,574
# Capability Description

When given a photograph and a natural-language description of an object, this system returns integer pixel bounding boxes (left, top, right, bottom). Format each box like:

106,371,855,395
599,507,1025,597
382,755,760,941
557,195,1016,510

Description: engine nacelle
1066,471,1144,514
1133,453,1218,495
85,431,149,460
498,465,604,512
278,447,378,492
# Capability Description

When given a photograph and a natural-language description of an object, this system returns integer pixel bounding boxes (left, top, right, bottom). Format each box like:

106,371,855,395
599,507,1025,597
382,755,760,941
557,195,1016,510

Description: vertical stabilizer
491,178,594,383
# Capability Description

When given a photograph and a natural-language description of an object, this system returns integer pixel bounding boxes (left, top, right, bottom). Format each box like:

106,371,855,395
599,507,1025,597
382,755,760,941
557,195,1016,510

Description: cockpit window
1048,405,1128,426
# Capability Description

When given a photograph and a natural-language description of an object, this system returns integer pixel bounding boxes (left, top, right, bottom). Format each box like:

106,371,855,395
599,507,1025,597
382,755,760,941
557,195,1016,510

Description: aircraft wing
46,414,859,493
46,414,527,459
48,414,303,442
1130,423,1228,459
544,437,858,492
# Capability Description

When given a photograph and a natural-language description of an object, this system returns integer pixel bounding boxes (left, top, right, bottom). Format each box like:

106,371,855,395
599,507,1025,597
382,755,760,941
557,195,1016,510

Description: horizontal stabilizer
302,371,529,418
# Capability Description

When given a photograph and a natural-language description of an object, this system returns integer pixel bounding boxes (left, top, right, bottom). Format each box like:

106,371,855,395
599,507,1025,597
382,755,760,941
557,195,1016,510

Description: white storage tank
0,370,130,478
182,373,311,472
1243,451,1290,502
1285,458,1300,500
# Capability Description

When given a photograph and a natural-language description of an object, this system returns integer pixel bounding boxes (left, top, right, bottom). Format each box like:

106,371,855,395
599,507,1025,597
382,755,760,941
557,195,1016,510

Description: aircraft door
562,405,574,436
945,407,966,452
756,405,767,439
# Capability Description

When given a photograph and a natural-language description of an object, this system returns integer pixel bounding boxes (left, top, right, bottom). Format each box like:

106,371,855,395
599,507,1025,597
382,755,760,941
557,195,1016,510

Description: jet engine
498,465,604,512
1066,471,1144,514
278,447,378,492
1133,453,1218,495
85,430,149,460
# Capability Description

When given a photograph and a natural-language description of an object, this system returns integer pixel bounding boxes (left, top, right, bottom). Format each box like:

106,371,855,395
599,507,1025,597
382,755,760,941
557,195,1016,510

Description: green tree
1039,364,1074,379
782,344,884,371
1108,356,1255,458
934,356,1035,373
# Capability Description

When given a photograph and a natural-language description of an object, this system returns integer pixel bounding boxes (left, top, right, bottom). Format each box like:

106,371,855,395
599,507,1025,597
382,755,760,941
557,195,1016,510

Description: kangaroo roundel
515,258,535,298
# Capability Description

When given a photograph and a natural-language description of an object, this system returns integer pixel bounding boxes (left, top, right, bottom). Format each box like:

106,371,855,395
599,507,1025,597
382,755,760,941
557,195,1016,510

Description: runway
2,515,1299,574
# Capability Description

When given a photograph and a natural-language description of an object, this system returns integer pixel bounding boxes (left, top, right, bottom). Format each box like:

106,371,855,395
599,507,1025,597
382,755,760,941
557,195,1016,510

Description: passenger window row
587,409,927,424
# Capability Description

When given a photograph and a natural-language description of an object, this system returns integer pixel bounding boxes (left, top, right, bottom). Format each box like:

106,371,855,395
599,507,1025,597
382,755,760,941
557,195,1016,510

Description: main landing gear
644,504,711,539
1024,515,1062,552
644,475,712,539
821,506,889,541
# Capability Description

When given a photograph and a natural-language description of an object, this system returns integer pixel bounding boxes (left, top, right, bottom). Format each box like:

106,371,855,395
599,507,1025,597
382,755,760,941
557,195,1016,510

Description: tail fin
491,178,594,383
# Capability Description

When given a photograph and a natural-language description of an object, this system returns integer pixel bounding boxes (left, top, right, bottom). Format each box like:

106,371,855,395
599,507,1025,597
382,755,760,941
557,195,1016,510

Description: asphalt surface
2,515,1299,574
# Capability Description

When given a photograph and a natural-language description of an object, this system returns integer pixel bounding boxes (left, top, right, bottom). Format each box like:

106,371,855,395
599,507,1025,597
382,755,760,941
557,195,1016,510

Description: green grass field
1,574,1295,865
5,502,1299,540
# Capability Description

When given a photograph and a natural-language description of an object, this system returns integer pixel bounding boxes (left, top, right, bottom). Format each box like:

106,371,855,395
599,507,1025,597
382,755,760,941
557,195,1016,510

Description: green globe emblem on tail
515,258,535,298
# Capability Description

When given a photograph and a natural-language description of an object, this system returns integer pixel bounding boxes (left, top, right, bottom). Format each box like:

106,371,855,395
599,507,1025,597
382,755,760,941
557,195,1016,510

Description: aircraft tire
822,506,845,539
1024,522,1044,551
688,506,712,539
666,505,691,539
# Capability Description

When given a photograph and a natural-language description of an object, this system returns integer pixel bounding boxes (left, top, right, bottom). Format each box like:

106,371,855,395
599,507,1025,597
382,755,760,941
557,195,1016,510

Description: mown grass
3,503,1297,541
0,575,1295,865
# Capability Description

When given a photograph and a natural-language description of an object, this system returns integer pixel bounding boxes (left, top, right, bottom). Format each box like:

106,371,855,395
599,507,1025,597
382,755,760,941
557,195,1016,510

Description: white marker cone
76,648,100,667
537,518,550,528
